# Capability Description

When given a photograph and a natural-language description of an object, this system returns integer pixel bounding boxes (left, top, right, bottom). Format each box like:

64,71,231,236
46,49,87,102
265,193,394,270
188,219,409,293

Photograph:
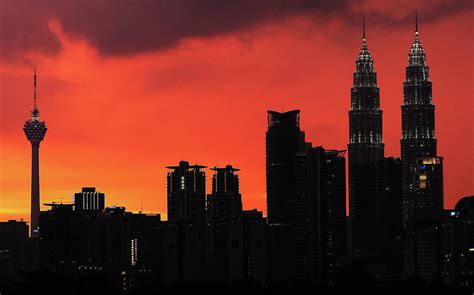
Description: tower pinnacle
415,10,419,36
32,69,39,121
363,16,366,43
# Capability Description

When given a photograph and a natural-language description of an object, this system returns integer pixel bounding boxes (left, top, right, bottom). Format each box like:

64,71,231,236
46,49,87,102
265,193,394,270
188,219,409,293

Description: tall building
265,110,305,285
266,110,305,224
294,144,324,285
401,14,444,282
401,13,439,226
165,161,207,282
323,150,347,282
348,20,384,257
207,165,243,281
207,165,243,225
74,187,105,211
166,161,206,225
23,70,47,237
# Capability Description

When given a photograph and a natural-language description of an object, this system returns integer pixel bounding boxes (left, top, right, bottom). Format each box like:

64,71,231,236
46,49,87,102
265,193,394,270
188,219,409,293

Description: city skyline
1,2,473,224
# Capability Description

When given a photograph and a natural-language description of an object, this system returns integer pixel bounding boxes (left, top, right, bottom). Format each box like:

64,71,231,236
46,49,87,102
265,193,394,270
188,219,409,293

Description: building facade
401,17,444,282
348,23,385,259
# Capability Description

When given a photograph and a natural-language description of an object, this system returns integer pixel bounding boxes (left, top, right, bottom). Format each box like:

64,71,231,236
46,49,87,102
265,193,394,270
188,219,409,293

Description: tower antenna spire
31,69,39,120
34,69,37,109
363,16,366,42
415,10,419,35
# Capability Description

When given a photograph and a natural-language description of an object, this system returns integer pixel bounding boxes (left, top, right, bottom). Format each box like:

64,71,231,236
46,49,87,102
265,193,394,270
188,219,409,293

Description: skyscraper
348,19,384,257
401,13,439,226
166,161,206,225
207,165,243,281
23,70,47,237
265,110,305,285
401,13,444,282
165,161,207,282
266,110,305,224
207,165,243,225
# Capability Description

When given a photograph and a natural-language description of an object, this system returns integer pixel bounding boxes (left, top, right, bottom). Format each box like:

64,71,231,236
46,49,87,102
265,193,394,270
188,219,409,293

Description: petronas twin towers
348,14,443,281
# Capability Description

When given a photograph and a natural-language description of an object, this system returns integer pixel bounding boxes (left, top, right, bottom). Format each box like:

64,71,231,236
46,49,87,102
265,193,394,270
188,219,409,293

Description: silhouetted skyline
0,2,473,292
1,3,472,223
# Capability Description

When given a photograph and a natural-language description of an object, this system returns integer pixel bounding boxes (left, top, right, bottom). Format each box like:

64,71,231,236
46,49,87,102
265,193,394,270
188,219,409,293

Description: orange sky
0,1,472,224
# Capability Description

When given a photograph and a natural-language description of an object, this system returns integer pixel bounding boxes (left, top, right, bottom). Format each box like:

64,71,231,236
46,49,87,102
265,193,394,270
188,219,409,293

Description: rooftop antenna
415,10,419,36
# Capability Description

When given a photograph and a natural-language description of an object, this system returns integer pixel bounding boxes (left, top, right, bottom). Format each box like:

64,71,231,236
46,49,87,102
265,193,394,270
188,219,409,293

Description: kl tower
23,70,47,237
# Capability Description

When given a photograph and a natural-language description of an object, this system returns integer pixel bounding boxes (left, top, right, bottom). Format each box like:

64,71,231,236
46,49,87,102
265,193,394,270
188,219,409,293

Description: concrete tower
23,70,47,237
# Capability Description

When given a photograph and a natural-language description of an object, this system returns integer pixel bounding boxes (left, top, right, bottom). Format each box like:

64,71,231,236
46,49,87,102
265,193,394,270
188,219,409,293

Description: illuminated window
131,239,138,266
180,176,185,190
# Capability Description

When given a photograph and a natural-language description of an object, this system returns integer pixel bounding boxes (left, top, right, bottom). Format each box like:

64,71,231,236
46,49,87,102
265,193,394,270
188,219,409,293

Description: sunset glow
0,0,472,225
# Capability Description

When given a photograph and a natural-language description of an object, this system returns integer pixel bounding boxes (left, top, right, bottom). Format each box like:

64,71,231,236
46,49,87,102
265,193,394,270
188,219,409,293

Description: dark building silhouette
401,15,444,282
74,187,105,211
164,161,208,284
23,70,47,237
207,165,243,281
453,196,474,286
348,21,385,259
39,201,161,277
294,144,324,285
209,209,266,284
294,147,348,285
266,110,347,286
323,150,347,283
241,209,267,284
266,110,305,225
207,165,243,225
370,157,404,281
166,161,206,225
0,220,30,274
441,209,456,285
266,110,305,285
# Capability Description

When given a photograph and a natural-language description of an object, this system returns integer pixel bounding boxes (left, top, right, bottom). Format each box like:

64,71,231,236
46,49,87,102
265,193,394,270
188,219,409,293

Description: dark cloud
0,0,471,62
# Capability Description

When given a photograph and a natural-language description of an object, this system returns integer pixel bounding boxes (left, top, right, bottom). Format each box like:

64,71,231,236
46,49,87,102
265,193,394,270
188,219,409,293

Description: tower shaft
30,143,40,237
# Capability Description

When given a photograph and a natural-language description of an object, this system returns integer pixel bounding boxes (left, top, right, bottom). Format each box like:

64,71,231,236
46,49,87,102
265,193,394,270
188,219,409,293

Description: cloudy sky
0,0,472,221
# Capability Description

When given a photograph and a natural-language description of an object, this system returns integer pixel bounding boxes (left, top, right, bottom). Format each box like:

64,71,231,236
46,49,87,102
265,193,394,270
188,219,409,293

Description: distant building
166,161,206,225
23,71,47,237
39,202,161,276
266,110,305,225
266,110,305,285
453,196,474,286
323,150,347,283
379,157,403,280
207,165,243,226
74,187,105,211
348,21,385,260
400,16,444,283
0,220,29,273
207,165,243,281
164,161,208,283
404,156,444,282
266,110,347,286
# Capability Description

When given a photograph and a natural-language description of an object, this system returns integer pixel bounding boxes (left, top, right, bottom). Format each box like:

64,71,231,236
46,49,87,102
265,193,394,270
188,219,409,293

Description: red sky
0,0,472,223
